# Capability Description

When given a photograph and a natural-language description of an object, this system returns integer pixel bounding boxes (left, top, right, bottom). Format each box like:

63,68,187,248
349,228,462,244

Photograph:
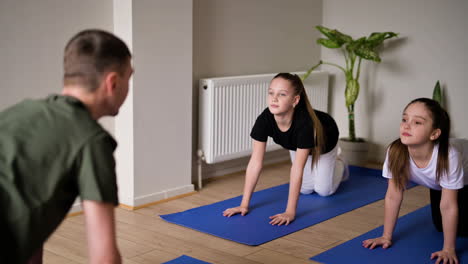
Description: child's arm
269,148,309,226
223,140,266,217
362,178,403,249
430,188,459,264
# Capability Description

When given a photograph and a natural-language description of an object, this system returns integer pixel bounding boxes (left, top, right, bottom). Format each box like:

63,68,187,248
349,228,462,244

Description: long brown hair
273,73,325,166
388,98,451,190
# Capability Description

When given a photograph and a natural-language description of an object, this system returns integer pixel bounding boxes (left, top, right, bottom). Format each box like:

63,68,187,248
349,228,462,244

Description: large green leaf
333,29,353,45
316,25,352,46
355,46,381,62
366,32,398,48
345,79,360,107
316,25,336,41
317,38,342,48
352,32,397,61
346,37,366,53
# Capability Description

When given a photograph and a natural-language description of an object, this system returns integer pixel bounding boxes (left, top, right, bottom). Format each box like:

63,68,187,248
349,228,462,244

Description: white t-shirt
383,139,468,190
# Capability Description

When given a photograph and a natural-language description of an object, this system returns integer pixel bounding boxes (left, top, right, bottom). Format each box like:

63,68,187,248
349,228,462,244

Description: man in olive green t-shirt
0,29,133,264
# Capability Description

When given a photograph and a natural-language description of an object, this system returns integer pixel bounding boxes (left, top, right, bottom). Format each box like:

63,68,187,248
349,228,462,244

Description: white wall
132,0,194,204
322,0,468,162
0,0,114,212
0,0,114,131
193,0,323,178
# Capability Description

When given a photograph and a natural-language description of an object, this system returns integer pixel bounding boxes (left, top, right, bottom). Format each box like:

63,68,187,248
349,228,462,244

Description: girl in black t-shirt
223,73,349,226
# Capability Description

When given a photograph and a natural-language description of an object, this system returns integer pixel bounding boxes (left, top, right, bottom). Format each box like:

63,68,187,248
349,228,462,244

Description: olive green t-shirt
0,94,118,263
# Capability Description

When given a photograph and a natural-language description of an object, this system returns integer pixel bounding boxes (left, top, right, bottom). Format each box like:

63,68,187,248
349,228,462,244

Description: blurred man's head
63,29,133,117
63,29,131,91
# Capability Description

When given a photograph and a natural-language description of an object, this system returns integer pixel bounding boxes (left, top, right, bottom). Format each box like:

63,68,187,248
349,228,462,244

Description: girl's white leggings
289,145,349,196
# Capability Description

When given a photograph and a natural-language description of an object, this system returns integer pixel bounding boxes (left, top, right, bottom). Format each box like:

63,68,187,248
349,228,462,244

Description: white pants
289,145,349,196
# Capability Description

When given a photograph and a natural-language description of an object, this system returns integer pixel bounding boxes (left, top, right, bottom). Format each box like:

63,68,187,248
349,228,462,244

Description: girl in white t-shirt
362,98,467,264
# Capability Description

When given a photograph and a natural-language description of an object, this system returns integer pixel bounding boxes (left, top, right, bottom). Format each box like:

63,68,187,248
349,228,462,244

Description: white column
113,0,135,206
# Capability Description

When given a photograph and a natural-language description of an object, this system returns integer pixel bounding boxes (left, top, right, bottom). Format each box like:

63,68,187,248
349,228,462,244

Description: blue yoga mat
311,205,468,264
162,255,212,264
160,166,415,246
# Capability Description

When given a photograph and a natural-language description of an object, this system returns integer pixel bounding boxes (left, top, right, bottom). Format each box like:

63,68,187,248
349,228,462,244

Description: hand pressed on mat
269,211,295,226
223,206,249,217
362,236,392,249
431,248,459,264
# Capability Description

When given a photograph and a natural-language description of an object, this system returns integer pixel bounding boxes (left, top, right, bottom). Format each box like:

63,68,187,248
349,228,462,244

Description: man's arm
82,200,121,264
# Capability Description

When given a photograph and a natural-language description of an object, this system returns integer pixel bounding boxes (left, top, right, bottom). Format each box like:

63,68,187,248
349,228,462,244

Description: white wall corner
133,184,195,207
113,0,135,206
69,199,82,214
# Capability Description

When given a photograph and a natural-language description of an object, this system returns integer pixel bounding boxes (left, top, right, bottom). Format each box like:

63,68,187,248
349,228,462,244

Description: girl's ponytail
388,139,410,190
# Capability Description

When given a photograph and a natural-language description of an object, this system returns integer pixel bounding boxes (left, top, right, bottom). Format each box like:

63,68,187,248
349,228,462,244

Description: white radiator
198,71,329,165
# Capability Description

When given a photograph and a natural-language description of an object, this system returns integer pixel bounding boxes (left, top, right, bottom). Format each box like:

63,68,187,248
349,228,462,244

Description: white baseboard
68,184,195,213
133,184,195,206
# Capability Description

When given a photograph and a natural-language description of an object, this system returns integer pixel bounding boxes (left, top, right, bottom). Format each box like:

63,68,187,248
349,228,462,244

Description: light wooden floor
44,162,429,263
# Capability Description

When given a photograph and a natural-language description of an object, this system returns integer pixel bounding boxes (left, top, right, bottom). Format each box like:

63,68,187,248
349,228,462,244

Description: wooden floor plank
43,250,80,264
244,248,312,264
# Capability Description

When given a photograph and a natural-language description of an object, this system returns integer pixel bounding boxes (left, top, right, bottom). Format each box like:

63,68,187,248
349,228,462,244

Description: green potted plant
303,25,398,165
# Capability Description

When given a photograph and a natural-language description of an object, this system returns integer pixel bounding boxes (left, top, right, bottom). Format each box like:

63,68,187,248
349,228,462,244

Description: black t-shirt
250,107,339,154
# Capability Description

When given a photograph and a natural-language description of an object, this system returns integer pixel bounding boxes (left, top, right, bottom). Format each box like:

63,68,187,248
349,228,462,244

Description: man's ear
430,128,442,141
103,72,118,95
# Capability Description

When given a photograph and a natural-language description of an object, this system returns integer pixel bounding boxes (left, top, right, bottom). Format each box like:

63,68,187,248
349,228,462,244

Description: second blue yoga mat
160,166,415,246
311,205,468,263
162,255,212,264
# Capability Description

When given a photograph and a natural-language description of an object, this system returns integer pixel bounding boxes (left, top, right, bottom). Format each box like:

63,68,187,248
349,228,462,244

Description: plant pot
338,138,369,167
